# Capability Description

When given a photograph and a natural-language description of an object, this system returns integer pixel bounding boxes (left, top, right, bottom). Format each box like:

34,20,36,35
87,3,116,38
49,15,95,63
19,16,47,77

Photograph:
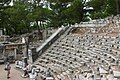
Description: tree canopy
87,0,120,19
0,0,119,35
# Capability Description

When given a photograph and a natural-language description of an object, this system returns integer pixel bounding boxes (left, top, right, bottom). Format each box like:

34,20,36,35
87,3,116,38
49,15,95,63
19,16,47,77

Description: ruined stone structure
33,15,120,80
0,42,25,63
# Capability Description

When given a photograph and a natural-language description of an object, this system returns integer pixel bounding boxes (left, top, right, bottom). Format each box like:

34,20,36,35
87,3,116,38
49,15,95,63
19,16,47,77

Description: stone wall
36,26,69,56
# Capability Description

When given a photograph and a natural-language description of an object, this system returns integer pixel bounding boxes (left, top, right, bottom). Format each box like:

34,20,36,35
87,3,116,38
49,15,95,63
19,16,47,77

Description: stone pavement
0,64,29,80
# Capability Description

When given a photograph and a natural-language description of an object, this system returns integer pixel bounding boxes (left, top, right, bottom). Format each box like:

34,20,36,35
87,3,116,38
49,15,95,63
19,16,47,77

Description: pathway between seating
0,64,29,80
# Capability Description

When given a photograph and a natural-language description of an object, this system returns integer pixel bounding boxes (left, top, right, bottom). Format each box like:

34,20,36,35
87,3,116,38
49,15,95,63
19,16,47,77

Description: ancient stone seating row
50,34,117,79
34,20,120,80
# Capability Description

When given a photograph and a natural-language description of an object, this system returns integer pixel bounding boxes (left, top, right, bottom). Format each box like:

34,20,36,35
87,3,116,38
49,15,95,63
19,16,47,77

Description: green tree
0,0,11,35
48,0,87,27
26,0,51,39
5,0,31,34
68,0,86,23
48,0,73,27
87,0,120,19
106,0,120,15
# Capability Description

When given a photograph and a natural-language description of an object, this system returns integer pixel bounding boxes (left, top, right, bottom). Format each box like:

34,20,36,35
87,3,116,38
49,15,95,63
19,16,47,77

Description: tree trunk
80,0,86,21
25,37,29,59
14,27,18,34
5,27,9,35
36,20,43,40
36,20,40,32
116,0,120,14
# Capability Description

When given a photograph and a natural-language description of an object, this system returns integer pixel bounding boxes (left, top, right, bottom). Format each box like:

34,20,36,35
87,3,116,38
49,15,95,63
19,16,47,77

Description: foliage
0,0,119,35
0,0,11,34
5,1,30,34
48,0,85,27
87,0,120,19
